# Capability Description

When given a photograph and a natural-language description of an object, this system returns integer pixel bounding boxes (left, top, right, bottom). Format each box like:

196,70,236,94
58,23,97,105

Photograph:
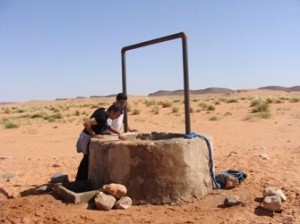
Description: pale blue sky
1,0,299,102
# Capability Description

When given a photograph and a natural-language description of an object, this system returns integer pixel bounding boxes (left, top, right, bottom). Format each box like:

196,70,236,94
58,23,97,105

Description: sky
0,0,299,102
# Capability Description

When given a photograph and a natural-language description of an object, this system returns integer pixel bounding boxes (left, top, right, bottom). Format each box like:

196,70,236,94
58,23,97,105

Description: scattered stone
263,187,287,201
253,146,267,150
94,192,116,211
225,175,239,189
51,173,69,184
52,163,61,167
0,156,12,160
114,196,132,209
263,195,283,212
224,195,241,207
259,154,270,160
227,151,238,157
102,183,127,199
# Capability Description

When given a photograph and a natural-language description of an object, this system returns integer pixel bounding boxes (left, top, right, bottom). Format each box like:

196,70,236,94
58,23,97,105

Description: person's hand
118,134,125,140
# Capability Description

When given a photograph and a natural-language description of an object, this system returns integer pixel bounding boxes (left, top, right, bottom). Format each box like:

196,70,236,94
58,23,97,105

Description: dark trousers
75,142,90,181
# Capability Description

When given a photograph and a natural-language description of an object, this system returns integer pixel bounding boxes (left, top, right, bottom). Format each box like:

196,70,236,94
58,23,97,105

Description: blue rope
184,132,221,189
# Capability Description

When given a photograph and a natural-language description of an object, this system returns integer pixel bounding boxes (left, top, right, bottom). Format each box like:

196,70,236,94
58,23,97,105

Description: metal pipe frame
121,32,191,134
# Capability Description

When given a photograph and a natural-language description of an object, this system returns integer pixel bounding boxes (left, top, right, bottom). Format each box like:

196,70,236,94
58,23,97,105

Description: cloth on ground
215,169,247,189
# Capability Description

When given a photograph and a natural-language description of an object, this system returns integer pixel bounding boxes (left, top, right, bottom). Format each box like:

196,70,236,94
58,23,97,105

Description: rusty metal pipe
121,32,191,134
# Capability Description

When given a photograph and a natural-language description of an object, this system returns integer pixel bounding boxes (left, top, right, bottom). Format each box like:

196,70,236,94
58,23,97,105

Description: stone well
88,132,213,205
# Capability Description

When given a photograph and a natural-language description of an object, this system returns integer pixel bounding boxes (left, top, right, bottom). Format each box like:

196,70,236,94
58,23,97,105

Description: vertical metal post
121,50,128,132
182,35,191,134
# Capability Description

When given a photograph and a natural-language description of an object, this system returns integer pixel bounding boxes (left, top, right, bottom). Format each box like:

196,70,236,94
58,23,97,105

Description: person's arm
83,118,98,137
83,118,106,139
107,126,125,140
128,126,138,132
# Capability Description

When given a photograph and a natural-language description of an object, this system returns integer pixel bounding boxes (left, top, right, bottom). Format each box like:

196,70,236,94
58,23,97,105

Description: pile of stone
94,183,132,211
262,187,287,212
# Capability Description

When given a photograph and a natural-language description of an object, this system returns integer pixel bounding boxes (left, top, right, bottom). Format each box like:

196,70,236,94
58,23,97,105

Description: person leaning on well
105,92,138,134
75,104,125,181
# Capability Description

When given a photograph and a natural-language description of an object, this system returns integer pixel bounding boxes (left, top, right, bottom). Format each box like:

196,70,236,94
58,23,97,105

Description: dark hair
107,104,123,114
116,93,127,101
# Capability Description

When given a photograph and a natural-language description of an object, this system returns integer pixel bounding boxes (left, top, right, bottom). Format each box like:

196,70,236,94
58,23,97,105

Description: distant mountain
55,98,69,101
0,102,16,105
258,86,300,92
148,87,234,96
89,94,117,98
148,86,300,96
290,86,300,91
4,86,299,104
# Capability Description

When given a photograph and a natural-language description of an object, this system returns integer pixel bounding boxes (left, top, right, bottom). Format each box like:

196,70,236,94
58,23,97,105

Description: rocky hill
2,86,299,104
258,86,300,92
148,86,300,96
148,87,234,96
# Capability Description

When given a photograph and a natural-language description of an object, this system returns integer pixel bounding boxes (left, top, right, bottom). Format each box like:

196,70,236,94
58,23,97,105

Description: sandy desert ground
0,89,300,224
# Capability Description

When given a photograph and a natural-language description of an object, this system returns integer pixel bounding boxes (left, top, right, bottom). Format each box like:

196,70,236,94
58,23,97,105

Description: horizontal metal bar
122,32,187,53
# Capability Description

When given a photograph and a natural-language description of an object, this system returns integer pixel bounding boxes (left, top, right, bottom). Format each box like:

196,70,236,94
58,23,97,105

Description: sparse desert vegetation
1,91,299,129
1,89,300,224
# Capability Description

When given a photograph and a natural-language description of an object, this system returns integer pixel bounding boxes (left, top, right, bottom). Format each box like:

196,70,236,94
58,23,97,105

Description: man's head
106,104,123,120
115,93,127,108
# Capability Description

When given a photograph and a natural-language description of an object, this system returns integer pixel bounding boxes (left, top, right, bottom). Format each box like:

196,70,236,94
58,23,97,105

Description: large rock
224,195,241,207
263,195,283,212
114,196,132,209
263,187,287,201
88,132,213,205
102,183,127,199
94,192,116,211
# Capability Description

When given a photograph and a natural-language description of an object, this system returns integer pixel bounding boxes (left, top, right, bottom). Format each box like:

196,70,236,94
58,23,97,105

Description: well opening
134,132,184,140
